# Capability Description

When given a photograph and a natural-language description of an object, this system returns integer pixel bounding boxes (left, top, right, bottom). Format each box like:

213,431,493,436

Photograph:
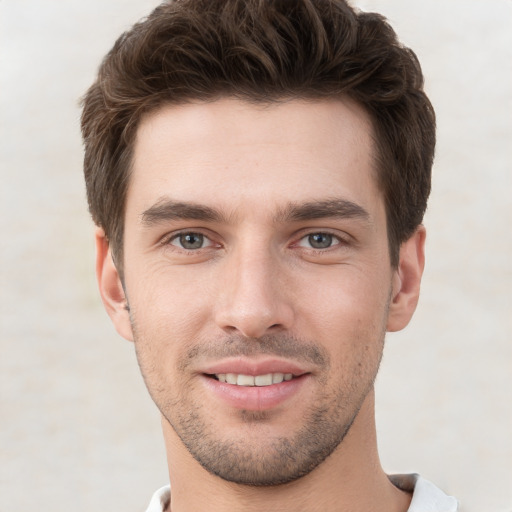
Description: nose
214,246,294,339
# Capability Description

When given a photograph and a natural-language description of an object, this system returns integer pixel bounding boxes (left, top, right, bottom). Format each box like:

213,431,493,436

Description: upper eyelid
158,228,351,248
161,228,216,244
293,228,352,243
170,233,214,251
296,232,343,248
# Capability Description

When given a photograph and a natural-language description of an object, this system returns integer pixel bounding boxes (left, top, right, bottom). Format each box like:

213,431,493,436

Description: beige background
1,1,511,510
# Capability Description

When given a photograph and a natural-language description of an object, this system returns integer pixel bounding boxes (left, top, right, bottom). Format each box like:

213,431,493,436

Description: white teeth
215,372,296,386
237,374,255,386
272,372,284,384
226,373,237,385
254,374,273,386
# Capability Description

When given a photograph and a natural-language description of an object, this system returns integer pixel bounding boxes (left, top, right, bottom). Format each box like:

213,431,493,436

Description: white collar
389,474,458,512
146,474,458,511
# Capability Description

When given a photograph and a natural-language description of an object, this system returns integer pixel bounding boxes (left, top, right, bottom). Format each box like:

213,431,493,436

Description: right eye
297,232,342,250
169,232,213,250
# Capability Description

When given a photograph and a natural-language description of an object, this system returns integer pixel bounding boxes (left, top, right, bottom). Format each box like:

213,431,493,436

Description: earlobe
95,228,134,341
386,226,426,332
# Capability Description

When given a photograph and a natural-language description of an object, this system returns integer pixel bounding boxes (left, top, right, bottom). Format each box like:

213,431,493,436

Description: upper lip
200,357,310,377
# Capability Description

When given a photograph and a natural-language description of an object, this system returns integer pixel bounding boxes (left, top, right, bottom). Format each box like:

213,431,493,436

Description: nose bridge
215,237,293,338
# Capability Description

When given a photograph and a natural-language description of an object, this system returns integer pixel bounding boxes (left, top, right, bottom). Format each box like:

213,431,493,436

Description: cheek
128,261,216,329
291,266,390,373
128,279,204,400
293,264,391,331
125,274,214,390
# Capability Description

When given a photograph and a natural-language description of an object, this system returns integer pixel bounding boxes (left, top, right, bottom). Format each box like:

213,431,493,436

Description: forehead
128,97,381,219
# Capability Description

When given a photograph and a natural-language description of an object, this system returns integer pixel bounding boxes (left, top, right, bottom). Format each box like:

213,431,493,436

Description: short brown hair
81,0,435,268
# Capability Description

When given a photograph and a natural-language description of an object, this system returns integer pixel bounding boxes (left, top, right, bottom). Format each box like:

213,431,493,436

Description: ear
95,228,134,341
386,226,426,332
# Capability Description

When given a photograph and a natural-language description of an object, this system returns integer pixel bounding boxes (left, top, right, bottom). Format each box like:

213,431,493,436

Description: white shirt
145,474,458,511
389,474,458,511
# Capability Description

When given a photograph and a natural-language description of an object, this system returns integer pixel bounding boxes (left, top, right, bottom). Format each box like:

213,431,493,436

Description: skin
96,98,425,512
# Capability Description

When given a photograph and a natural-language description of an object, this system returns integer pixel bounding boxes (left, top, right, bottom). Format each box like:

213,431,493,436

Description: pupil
180,233,203,249
309,233,332,249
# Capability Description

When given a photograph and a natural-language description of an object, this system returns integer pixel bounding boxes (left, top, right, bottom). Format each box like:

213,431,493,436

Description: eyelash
161,230,348,253
163,231,215,251
296,232,344,250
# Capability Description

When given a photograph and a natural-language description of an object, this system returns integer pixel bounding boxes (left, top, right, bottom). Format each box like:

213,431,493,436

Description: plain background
1,1,511,510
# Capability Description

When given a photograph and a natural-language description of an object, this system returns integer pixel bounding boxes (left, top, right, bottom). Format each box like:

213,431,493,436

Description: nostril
215,298,294,338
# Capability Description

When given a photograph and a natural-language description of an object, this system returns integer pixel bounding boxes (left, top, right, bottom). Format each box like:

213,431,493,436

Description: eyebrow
141,198,226,226
274,198,371,224
140,197,371,227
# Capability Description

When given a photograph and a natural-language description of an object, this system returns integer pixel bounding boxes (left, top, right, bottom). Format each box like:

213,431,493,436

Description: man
81,0,457,510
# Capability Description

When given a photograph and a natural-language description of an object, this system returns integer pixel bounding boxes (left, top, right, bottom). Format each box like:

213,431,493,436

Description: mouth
208,372,296,387
200,358,311,410
201,366,310,410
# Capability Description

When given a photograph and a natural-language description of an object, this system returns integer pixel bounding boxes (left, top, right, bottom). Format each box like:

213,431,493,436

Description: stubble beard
165,383,371,486
132,327,385,487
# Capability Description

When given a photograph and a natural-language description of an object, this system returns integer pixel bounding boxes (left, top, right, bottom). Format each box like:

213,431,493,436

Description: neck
161,391,411,512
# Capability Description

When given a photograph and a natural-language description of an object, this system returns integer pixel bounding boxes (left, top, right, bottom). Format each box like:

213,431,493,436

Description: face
98,98,424,486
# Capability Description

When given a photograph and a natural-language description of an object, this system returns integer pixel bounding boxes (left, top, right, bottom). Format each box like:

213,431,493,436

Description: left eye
298,233,339,249
169,232,212,250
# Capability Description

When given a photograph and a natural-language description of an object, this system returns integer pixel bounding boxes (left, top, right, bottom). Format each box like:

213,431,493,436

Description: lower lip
201,374,309,411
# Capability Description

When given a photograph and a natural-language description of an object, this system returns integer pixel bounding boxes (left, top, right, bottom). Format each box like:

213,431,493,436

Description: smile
214,373,294,386
203,371,308,411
